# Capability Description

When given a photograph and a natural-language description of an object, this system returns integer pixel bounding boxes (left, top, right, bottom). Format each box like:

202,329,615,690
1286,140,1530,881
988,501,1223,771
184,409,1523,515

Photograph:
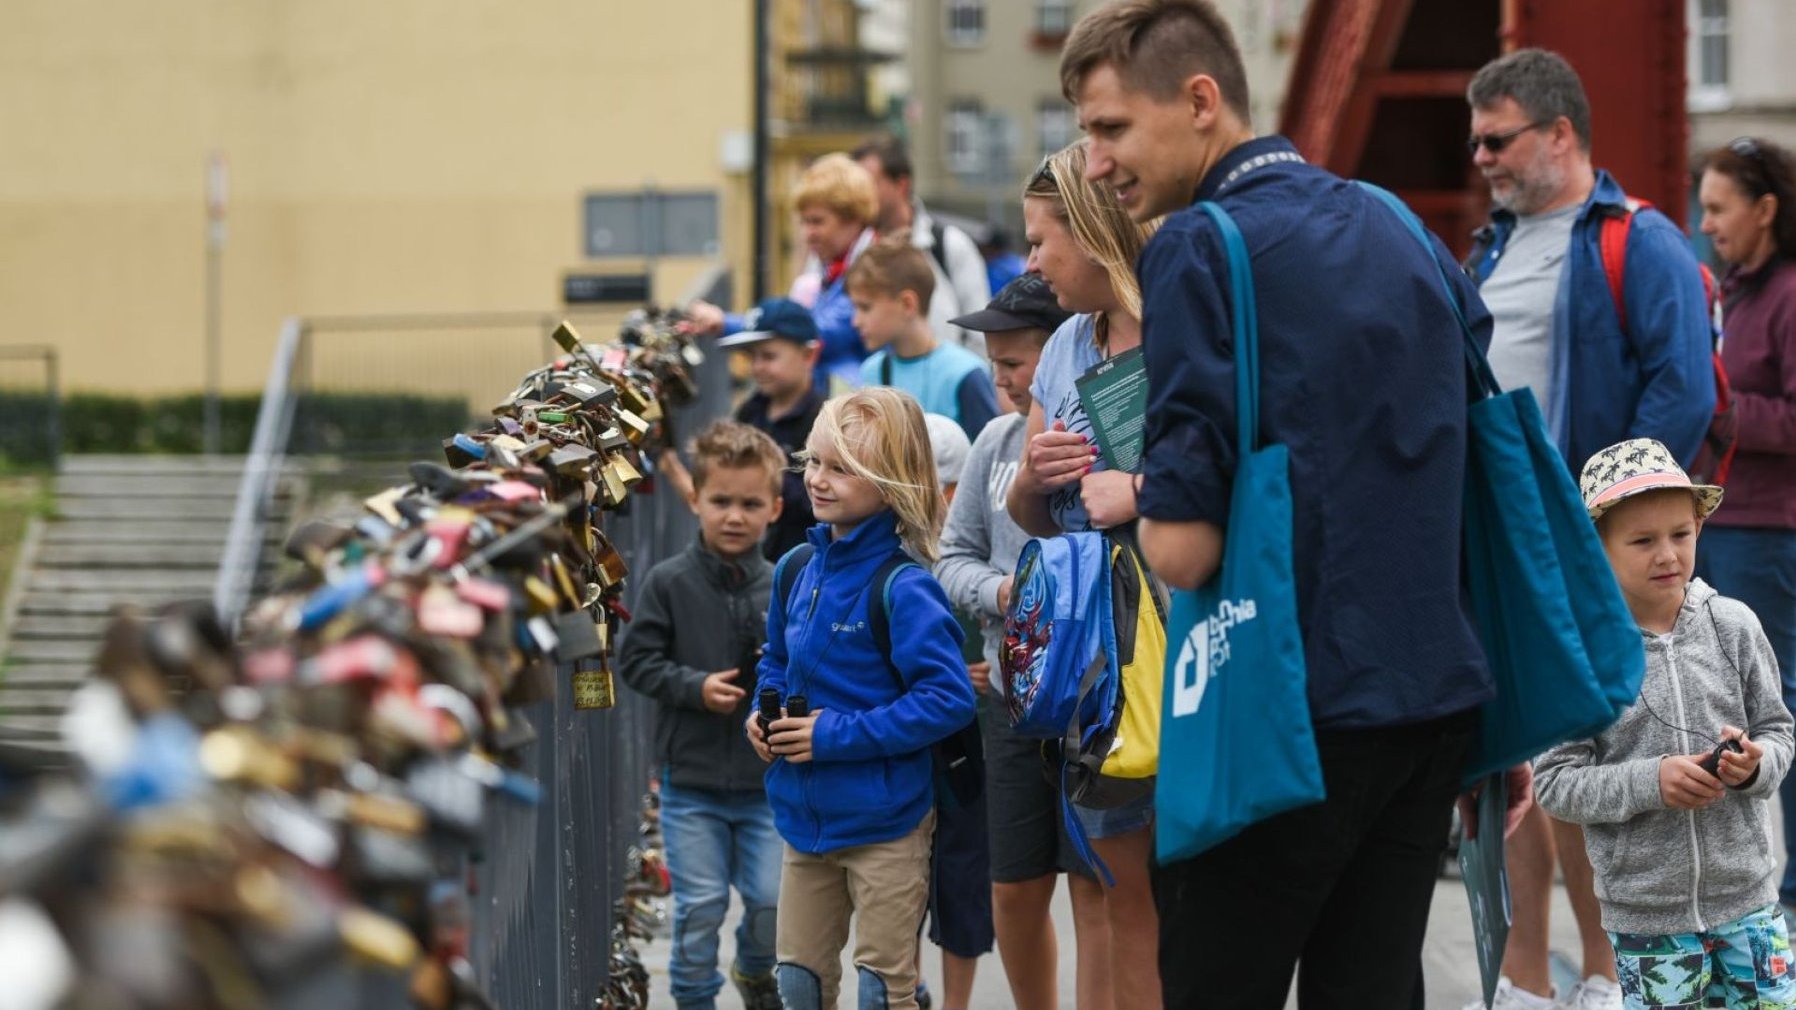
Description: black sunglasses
1730,136,1765,162
1467,120,1552,155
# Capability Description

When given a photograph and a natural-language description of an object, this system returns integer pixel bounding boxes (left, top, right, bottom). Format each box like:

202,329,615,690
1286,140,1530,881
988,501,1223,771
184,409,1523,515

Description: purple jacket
1713,257,1796,529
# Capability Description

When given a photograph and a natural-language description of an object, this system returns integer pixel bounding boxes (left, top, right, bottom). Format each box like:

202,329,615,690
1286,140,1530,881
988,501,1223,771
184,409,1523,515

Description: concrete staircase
0,456,290,761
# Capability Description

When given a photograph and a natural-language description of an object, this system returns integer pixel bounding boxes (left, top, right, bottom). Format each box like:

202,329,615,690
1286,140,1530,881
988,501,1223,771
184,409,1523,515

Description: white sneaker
1461,976,1559,1010
1560,976,1622,1010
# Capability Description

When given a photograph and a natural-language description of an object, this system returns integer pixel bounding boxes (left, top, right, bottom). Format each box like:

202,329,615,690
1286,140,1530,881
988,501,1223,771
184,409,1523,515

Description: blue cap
716,297,819,348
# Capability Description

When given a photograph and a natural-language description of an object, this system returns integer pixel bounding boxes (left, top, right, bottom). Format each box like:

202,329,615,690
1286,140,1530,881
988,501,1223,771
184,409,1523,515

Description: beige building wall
0,0,754,397
1688,0,1796,152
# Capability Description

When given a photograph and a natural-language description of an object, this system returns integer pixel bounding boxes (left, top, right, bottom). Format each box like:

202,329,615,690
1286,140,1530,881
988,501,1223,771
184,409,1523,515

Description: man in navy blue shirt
1058,3,1522,1007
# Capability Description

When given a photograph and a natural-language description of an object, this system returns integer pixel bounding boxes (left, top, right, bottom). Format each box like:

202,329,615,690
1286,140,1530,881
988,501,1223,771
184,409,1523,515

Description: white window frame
1689,0,1732,112
946,100,985,176
945,0,986,48
1037,98,1077,160
1036,0,1073,36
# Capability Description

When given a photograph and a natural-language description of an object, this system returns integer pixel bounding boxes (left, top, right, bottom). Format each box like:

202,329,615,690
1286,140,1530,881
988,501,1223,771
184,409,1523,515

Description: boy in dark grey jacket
1537,438,1795,1008
616,421,787,1010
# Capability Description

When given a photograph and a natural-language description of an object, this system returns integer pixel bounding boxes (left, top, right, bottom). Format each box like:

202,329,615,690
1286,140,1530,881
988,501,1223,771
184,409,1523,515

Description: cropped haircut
844,233,937,310
687,420,787,496
1023,139,1161,322
1701,137,1796,257
851,134,914,181
803,387,946,563
1059,0,1250,122
1467,49,1593,151
793,153,879,226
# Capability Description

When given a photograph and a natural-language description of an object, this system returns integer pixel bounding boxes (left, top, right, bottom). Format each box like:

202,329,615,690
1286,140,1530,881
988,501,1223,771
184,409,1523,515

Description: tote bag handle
1196,202,1260,458
1355,182,1503,401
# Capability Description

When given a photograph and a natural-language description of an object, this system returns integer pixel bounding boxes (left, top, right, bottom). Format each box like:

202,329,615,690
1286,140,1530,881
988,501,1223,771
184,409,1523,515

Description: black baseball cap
716,297,819,349
949,273,1071,334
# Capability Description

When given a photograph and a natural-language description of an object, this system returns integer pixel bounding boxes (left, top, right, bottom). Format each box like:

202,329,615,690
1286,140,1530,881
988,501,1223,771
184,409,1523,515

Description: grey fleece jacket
1535,578,1793,934
934,413,1030,692
615,538,772,792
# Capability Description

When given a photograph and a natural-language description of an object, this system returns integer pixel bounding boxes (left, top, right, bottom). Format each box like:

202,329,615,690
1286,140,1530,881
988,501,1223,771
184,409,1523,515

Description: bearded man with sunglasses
1459,48,1717,1010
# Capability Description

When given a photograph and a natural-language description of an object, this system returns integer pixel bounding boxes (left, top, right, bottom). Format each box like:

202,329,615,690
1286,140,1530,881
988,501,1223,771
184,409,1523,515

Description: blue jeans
1697,527,1796,902
660,780,783,1009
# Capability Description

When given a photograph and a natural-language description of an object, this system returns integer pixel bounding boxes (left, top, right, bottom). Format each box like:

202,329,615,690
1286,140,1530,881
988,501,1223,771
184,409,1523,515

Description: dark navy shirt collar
1193,136,1305,203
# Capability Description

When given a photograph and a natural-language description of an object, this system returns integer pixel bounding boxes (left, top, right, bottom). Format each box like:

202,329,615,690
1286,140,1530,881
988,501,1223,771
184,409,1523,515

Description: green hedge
0,390,475,461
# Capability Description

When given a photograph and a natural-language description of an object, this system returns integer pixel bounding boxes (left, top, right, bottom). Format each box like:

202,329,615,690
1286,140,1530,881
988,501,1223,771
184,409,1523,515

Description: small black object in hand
1698,737,1745,778
757,687,781,737
785,694,810,719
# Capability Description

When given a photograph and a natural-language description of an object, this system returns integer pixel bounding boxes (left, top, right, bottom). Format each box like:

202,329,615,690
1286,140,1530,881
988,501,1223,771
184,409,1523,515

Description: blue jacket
1469,170,1715,469
757,512,975,854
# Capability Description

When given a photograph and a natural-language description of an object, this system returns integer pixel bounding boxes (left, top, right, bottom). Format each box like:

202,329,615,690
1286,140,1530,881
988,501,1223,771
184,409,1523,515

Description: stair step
2,641,99,663
54,474,265,498
0,689,77,716
59,455,256,476
42,525,274,546
20,592,207,617
10,615,112,641
0,664,90,688
0,715,64,739
55,499,266,521
35,544,227,569
25,571,220,593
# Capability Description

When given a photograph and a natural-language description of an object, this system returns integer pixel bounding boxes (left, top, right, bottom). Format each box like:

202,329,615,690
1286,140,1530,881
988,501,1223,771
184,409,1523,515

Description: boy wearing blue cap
663,297,823,560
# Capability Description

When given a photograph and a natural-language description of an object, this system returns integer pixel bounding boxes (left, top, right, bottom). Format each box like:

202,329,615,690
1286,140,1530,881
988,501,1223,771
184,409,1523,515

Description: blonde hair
793,153,879,227
1023,139,1161,322
844,232,936,309
804,387,946,563
687,420,787,495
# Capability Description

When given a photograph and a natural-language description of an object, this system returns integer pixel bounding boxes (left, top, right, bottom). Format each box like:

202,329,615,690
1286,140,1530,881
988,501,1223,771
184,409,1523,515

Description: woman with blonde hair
746,386,977,1010
688,153,881,388
1005,138,1163,1010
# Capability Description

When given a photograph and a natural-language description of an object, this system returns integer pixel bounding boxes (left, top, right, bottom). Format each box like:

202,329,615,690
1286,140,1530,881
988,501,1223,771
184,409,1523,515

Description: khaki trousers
775,811,935,1010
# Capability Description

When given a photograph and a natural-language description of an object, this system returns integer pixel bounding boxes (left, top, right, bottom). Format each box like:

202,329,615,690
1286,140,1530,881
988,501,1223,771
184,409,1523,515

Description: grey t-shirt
1481,203,1580,414
1028,314,1108,532
934,412,1031,693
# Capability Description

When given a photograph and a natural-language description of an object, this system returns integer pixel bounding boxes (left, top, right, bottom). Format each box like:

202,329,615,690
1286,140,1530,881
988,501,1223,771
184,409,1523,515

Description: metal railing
0,344,61,470
211,273,734,1007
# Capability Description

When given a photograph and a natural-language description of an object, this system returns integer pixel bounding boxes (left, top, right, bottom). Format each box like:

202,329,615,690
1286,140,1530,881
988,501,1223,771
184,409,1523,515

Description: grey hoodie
1535,578,1793,934
934,413,1030,692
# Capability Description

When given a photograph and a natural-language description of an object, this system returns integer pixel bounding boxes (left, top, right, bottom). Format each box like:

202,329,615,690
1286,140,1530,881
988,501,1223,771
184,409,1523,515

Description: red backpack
1598,199,1739,485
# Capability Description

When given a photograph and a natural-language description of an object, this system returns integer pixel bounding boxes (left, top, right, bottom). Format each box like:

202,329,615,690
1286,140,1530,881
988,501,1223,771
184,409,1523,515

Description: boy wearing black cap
663,297,823,561
934,275,1113,1010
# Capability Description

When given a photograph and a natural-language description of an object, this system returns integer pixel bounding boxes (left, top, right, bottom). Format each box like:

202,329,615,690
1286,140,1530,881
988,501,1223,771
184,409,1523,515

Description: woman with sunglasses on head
1696,135,1796,907
1006,139,1162,1010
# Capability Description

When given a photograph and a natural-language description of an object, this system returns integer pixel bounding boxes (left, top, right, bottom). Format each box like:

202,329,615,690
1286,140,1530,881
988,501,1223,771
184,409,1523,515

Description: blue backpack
1002,533,1116,742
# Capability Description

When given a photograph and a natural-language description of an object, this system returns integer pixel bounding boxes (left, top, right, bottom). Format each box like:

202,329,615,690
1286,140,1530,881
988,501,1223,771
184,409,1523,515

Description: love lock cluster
0,310,701,1010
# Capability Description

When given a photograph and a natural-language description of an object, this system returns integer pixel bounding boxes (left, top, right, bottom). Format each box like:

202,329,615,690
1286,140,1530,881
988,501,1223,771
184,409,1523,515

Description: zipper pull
806,586,820,620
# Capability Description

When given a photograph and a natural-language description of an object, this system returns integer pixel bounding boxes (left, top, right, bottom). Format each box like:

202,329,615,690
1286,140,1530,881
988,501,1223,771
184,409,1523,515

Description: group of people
614,2,1796,1009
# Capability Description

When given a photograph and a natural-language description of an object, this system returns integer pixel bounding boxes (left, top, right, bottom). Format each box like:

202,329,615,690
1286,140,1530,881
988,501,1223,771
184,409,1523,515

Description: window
1697,0,1729,87
584,191,719,258
946,100,985,176
946,0,985,47
1036,0,1073,36
1037,99,1077,160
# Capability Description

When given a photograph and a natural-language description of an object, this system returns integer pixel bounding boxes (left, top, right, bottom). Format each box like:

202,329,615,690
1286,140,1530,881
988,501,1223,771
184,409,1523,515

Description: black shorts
978,693,1093,884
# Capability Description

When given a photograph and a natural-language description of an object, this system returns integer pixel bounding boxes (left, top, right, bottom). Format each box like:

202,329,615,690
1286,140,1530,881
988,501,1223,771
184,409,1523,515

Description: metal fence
218,276,734,1008
0,344,61,469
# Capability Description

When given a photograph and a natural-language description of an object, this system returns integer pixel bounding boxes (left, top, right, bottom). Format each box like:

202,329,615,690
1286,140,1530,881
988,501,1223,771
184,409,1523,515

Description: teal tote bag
1359,183,1644,781
1155,201,1326,865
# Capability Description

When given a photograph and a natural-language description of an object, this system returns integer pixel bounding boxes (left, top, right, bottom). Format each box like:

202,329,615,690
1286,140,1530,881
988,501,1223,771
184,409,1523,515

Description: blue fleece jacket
1469,169,1715,470
757,511,975,854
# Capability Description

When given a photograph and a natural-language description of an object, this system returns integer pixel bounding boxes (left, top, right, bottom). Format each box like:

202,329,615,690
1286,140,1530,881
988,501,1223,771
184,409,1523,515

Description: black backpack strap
928,220,951,278
773,543,816,614
880,352,894,387
867,553,917,687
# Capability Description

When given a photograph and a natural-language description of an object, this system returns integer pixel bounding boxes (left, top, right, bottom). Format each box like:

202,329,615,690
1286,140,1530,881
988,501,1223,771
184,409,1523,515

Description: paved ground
637,872,1580,1009
639,808,1785,1009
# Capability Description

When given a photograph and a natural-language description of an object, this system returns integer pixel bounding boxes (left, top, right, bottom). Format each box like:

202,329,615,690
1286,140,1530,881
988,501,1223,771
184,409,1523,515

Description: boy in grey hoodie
1536,438,1796,1008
